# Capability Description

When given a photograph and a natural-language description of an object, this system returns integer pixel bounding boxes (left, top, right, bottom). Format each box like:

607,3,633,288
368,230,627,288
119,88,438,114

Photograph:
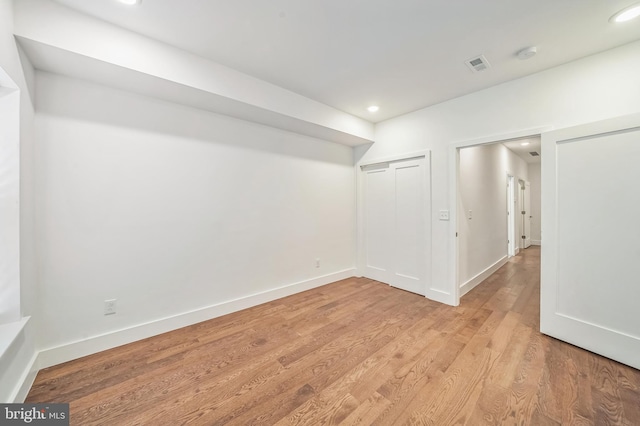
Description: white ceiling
503,137,541,164
50,0,640,122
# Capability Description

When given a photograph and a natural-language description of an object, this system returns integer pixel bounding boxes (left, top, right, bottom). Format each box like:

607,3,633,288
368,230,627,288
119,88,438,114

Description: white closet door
362,164,394,284
362,156,430,296
390,159,426,294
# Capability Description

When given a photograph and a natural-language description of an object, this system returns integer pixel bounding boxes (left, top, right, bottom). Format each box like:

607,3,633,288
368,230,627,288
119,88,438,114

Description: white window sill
0,317,30,362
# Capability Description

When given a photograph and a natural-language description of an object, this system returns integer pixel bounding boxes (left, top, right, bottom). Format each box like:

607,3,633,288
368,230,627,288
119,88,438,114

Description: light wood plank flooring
27,247,640,425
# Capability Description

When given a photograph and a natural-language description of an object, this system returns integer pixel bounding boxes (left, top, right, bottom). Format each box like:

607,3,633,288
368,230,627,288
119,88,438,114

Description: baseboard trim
531,240,541,246
37,269,356,369
460,256,508,297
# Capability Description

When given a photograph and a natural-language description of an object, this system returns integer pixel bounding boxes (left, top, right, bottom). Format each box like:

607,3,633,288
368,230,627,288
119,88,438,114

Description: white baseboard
460,256,508,297
37,269,356,369
531,240,541,246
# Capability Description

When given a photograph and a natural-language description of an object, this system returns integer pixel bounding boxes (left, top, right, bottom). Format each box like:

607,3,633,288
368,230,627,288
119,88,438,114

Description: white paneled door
362,163,394,284
361,155,431,296
541,114,640,370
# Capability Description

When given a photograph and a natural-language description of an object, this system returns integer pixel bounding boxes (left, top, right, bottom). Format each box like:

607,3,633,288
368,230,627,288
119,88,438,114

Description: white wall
0,0,38,402
0,88,20,324
528,163,541,244
0,2,37,320
359,39,640,304
458,144,527,293
34,72,356,362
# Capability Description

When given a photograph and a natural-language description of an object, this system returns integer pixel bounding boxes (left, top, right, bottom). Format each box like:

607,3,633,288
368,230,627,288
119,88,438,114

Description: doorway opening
519,179,532,250
454,133,541,301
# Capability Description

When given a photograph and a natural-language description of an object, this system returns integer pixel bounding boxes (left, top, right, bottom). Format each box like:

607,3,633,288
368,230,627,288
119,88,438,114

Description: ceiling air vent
465,55,491,73
529,151,540,157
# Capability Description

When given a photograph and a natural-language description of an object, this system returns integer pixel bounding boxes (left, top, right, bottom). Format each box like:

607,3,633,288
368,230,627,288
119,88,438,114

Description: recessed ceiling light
521,142,530,146
367,105,379,113
610,3,640,22
119,0,141,5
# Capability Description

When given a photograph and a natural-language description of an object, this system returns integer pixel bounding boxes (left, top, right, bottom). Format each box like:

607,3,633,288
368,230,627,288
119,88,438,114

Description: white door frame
449,126,551,306
507,174,516,257
356,150,439,301
518,178,525,252
522,180,532,249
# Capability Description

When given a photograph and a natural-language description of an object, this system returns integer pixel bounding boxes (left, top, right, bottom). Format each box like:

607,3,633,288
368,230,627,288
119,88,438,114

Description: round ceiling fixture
367,105,379,113
610,3,640,22
119,0,141,5
521,141,530,146
516,46,537,60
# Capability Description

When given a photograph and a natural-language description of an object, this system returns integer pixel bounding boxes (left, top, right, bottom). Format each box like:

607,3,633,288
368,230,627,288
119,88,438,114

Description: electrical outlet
104,299,117,316
439,210,449,221
315,258,320,268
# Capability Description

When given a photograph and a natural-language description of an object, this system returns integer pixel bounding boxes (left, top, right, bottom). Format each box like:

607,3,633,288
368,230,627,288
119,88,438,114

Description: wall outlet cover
104,299,117,315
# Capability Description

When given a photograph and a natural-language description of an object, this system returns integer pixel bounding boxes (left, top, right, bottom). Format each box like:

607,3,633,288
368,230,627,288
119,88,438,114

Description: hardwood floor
27,247,640,425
